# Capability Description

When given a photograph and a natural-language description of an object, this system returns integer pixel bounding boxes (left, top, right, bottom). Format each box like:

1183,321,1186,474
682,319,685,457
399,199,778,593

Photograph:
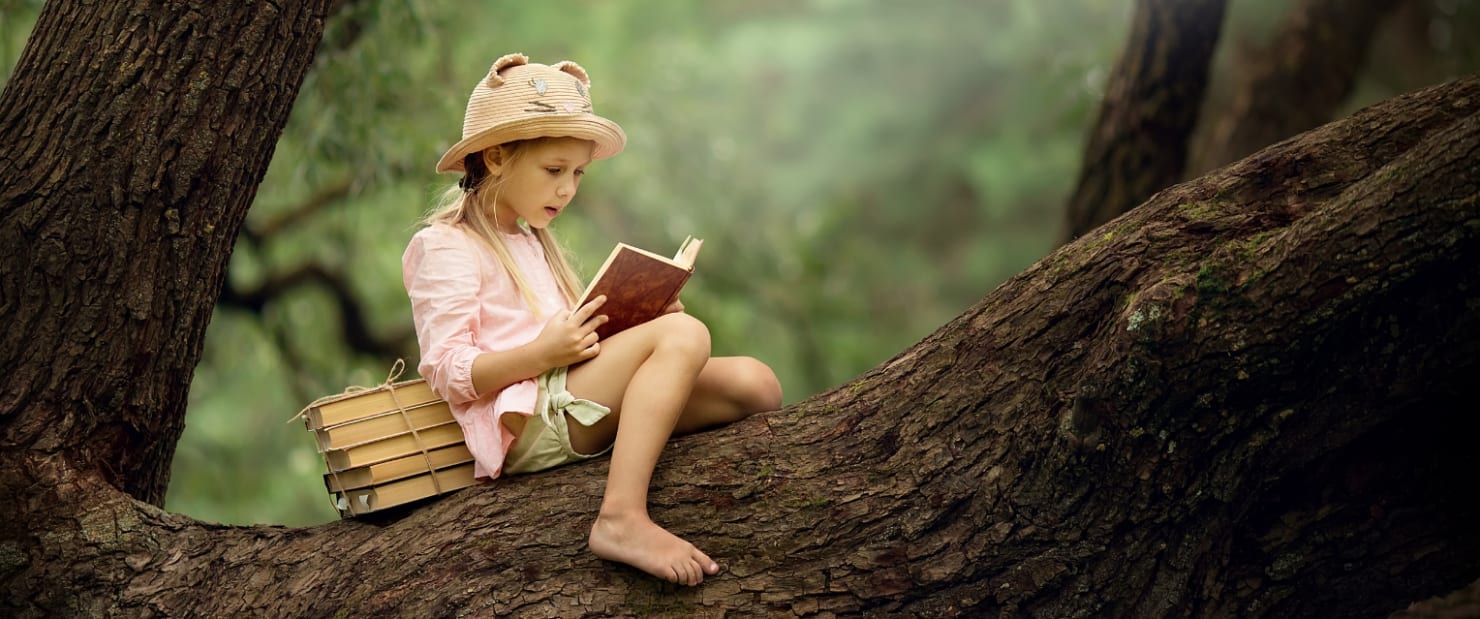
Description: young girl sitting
402,53,783,587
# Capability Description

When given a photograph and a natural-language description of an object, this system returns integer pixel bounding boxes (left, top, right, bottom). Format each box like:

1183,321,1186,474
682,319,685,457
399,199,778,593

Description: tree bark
4,1,1480,616
0,0,332,506
1061,0,1227,243
6,36,1480,613
1191,0,1404,175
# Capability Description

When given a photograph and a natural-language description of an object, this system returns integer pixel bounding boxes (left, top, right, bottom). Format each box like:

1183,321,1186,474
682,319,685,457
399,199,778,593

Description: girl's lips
544,207,559,217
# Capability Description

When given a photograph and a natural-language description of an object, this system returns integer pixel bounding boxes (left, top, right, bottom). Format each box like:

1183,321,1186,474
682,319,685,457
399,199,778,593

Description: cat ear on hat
484,52,529,87
550,60,591,87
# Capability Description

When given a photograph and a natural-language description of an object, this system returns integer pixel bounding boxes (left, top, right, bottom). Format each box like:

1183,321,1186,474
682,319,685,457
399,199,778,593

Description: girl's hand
663,298,684,314
532,295,608,369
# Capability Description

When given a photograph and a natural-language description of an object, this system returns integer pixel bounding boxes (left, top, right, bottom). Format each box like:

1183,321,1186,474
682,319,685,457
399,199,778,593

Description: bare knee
732,357,782,414
648,312,711,360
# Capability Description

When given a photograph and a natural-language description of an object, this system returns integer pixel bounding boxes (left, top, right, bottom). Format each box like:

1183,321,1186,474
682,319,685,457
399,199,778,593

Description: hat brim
436,114,627,174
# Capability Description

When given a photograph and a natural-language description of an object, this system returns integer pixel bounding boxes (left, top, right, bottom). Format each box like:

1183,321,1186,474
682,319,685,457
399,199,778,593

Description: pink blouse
402,222,569,480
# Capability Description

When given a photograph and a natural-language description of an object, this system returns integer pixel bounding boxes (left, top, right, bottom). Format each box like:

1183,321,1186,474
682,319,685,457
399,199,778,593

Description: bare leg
564,313,718,585
673,356,783,435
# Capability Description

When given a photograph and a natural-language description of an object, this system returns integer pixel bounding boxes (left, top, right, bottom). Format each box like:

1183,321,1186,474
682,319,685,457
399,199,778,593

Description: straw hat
437,53,627,174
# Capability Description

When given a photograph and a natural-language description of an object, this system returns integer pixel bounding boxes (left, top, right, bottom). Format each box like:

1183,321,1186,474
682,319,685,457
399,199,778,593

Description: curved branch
217,262,415,360
242,176,355,243
9,73,1479,617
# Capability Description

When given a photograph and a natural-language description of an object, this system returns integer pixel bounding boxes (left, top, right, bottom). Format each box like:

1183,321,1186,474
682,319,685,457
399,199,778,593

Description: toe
687,560,703,586
694,563,707,585
693,548,719,575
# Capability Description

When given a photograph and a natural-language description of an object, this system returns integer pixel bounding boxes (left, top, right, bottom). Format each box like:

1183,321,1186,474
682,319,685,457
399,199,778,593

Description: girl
403,53,783,587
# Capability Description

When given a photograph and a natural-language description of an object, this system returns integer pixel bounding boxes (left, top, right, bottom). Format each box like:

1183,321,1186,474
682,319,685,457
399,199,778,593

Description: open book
577,236,702,340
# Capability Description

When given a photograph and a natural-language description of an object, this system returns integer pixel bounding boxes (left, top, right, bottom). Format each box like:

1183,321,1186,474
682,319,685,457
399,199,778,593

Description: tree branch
242,176,355,243
1191,0,1404,174
226,175,413,399
217,262,416,361
1061,0,1227,242
10,72,1478,618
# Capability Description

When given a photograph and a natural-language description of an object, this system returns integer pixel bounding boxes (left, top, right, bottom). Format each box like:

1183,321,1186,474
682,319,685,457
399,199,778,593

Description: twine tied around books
289,358,409,424
293,359,446,516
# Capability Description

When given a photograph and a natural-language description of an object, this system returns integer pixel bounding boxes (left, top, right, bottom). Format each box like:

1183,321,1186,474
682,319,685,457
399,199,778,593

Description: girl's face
489,137,595,233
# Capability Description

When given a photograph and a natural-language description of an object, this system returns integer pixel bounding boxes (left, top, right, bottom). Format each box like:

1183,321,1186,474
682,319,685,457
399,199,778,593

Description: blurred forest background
2,0,1476,527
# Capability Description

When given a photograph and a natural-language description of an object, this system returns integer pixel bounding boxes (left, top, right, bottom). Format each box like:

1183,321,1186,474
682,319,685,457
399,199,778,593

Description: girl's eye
574,169,586,177
545,167,562,175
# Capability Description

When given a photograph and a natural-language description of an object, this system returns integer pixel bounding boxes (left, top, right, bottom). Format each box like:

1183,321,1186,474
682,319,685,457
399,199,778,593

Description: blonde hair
421,138,586,317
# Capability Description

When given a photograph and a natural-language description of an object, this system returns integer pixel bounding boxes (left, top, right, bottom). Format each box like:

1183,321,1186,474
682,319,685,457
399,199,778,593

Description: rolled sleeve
403,227,485,404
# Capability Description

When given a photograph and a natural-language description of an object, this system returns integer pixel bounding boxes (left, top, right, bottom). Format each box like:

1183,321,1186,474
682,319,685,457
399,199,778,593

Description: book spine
663,271,693,310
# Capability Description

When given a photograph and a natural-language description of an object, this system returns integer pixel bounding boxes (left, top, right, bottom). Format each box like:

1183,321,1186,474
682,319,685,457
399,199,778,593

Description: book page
574,238,702,339
577,238,703,307
673,236,704,269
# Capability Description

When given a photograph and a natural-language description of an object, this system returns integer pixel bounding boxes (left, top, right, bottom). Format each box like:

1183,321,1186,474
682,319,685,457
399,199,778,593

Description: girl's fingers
571,295,606,322
570,314,608,338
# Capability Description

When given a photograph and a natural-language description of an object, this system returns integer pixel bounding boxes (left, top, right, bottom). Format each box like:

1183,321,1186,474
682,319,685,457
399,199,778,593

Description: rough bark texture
1061,0,1227,242
7,55,1480,616
0,0,332,506
1191,0,1404,175
1392,580,1480,618
4,1,1480,616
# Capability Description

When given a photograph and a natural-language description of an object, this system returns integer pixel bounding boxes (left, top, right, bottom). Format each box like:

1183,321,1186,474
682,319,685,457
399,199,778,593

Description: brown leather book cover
578,238,701,340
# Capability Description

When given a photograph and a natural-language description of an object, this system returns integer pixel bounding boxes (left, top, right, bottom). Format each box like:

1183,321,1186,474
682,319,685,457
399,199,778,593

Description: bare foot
588,511,720,586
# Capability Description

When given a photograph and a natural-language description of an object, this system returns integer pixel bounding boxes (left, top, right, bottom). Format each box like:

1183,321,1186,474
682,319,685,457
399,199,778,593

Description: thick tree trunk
4,1,1479,616
6,47,1479,616
1061,0,1227,243
1191,0,1404,175
0,0,332,505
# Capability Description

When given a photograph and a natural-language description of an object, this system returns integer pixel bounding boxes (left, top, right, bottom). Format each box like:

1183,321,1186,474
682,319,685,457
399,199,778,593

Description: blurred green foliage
189,0,1134,527
2,0,1475,526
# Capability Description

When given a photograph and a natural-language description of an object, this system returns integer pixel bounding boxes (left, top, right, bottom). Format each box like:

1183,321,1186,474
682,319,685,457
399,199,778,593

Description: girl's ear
482,146,506,176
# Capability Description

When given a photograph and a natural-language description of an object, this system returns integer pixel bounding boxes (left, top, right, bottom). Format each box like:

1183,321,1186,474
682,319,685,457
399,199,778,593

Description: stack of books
302,379,477,517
